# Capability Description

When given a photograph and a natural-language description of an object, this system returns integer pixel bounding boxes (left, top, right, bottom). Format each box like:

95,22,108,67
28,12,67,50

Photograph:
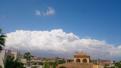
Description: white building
0,50,5,68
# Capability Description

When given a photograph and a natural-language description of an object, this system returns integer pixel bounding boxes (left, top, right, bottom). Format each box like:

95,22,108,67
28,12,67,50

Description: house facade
57,52,104,68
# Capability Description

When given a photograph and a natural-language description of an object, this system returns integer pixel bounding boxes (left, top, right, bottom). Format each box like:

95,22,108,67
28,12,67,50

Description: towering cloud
5,29,121,60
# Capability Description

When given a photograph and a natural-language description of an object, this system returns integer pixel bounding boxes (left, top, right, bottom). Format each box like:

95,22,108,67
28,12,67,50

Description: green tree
115,61,121,68
43,62,50,68
24,52,32,66
57,59,65,64
51,62,57,68
0,29,6,51
4,55,25,68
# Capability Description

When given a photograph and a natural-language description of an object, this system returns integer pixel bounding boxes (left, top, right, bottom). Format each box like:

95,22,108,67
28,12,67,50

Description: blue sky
0,0,121,45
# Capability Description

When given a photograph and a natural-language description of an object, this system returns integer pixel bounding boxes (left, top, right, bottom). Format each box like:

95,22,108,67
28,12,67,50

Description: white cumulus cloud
35,7,55,16
5,29,121,60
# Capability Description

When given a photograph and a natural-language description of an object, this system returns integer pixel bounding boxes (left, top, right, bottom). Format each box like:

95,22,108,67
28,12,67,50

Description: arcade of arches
74,52,90,63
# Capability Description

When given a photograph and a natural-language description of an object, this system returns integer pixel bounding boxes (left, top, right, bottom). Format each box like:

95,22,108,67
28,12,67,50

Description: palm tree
24,52,32,67
0,29,6,51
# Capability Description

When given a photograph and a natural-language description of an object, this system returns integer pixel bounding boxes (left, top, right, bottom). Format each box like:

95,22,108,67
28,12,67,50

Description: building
74,52,90,63
92,59,115,67
57,52,103,68
5,50,18,60
30,56,43,68
0,50,5,68
20,58,27,67
20,56,43,68
99,60,114,68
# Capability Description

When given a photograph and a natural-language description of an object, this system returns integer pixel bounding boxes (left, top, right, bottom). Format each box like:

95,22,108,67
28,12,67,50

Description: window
76,59,80,62
82,59,87,63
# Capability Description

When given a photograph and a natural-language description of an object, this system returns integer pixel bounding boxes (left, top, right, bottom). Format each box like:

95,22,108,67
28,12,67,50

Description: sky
0,0,121,60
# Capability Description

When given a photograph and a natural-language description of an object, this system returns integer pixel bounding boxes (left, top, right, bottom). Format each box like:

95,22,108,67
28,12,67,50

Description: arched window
82,59,87,63
76,59,80,62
